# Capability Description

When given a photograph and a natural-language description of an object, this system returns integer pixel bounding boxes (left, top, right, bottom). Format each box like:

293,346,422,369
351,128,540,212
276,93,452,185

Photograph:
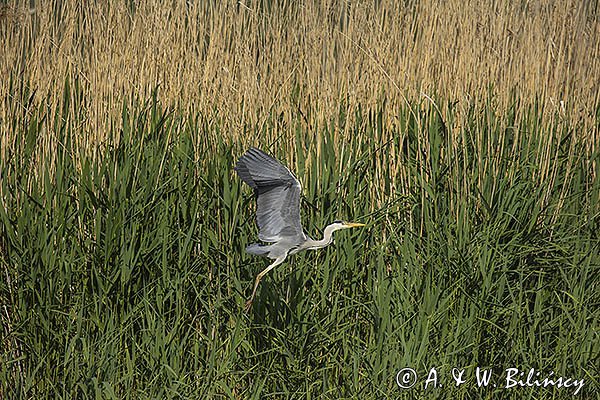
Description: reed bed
0,0,599,398
1,0,599,145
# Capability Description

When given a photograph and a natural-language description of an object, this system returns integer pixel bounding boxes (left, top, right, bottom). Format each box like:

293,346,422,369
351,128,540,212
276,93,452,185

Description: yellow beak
345,222,366,228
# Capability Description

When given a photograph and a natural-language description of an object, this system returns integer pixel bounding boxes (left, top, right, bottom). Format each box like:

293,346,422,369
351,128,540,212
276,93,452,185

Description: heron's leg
245,255,287,311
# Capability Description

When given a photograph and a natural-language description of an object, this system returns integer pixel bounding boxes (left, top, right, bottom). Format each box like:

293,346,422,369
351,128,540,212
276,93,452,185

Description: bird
234,147,365,311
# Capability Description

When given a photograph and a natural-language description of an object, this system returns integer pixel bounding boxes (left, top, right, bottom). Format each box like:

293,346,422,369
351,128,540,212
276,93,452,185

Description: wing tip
235,147,300,190
234,157,258,189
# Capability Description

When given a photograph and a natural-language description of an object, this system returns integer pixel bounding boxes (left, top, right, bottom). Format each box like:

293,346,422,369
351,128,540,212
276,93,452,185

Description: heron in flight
235,147,365,311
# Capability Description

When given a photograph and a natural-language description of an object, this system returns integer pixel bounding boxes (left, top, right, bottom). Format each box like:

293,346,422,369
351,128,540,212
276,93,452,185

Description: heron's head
322,220,366,245
331,220,366,230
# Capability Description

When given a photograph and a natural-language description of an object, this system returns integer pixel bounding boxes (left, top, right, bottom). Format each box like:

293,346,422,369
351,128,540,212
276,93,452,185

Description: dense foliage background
1,0,598,398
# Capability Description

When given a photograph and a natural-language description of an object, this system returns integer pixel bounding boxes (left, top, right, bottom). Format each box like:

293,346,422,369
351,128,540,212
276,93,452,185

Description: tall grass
1,84,598,398
1,0,599,398
1,1,599,149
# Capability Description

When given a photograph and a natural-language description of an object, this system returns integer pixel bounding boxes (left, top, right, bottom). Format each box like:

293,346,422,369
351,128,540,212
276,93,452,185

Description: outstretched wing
235,147,306,243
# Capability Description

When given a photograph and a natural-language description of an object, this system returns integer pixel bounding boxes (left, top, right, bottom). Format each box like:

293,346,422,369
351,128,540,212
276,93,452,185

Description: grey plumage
235,147,365,311
235,147,305,247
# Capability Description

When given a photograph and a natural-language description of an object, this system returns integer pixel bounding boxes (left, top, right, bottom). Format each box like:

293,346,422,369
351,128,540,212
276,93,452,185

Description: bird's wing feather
235,148,305,243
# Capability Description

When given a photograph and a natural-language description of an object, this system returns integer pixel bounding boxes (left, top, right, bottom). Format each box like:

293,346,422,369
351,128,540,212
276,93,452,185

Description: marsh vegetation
1,0,598,398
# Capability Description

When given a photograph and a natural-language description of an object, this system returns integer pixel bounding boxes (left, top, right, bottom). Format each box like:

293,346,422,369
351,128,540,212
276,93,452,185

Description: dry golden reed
1,0,599,155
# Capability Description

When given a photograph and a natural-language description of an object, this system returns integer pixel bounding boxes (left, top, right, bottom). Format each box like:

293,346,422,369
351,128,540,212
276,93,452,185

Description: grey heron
235,147,365,311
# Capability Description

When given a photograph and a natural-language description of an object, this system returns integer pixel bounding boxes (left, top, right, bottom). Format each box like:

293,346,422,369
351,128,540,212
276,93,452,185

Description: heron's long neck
308,224,338,249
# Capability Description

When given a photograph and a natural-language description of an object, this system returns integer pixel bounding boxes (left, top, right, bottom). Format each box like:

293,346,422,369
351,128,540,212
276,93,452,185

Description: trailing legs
245,255,287,312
